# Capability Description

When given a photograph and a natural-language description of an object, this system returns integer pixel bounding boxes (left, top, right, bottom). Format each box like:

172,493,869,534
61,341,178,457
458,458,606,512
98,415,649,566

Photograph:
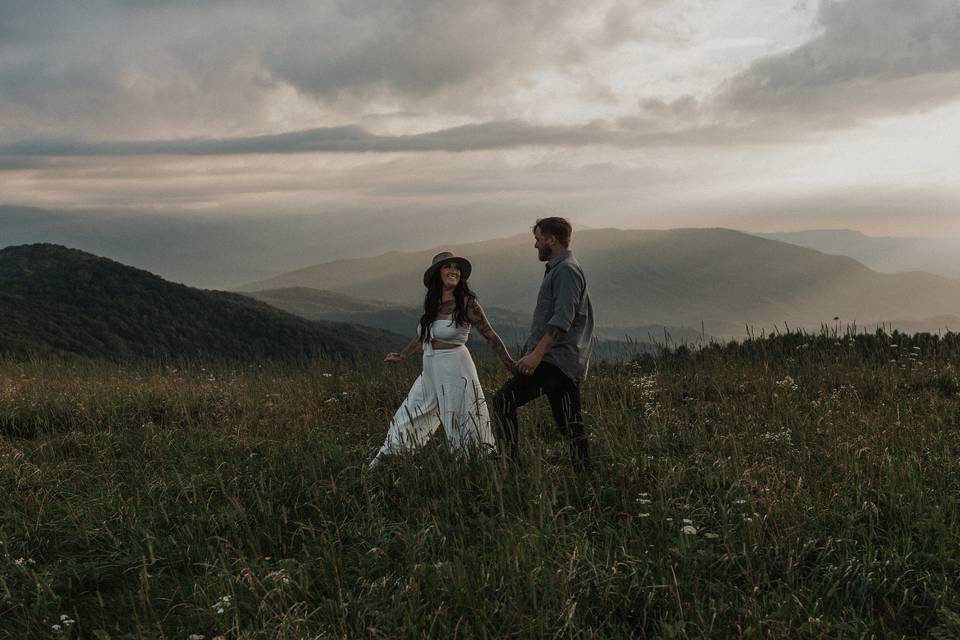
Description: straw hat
423,251,472,287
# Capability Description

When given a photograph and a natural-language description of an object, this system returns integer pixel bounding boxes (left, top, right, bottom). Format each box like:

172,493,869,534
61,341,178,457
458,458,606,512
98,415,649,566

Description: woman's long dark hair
419,266,477,343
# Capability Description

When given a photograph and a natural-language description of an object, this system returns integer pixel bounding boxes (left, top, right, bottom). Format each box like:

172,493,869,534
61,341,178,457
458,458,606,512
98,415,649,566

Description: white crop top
419,318,470,345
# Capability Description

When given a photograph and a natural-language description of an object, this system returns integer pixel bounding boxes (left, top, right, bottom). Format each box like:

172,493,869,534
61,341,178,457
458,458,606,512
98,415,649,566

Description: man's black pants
492,362,589,469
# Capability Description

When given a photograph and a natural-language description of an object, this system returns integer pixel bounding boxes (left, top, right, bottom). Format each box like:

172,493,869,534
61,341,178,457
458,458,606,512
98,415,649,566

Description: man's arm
517,266,582,375
467,298,516,372
517,325,565,375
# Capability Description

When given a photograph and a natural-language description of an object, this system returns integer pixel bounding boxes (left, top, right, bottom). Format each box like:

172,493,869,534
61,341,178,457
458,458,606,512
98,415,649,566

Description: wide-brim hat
423,251,472,287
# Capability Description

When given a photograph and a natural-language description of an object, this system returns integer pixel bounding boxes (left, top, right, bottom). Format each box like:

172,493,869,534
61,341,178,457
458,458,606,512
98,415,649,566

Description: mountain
243,287,707,347
757,230,960,279
243,287,531,345
238,228,960,337
0,244,400,361
0,203,534,289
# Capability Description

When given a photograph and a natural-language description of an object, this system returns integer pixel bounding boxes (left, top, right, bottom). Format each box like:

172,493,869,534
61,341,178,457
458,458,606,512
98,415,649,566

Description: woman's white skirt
374,346,495,460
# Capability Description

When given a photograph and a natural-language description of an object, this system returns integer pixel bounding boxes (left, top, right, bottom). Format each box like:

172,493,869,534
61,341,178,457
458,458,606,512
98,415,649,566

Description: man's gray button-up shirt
524,250,595,383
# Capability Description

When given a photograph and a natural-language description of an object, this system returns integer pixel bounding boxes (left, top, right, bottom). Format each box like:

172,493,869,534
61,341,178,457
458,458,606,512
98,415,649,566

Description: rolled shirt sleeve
547,266,583,332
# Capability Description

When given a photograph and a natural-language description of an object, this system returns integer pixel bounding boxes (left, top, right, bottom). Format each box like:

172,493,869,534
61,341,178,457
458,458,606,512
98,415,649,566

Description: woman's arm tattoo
398,335,422,360
468,299,514,367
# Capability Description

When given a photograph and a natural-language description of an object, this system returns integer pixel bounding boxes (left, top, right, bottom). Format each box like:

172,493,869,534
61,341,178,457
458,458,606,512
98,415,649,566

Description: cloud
0,0,664,140
0,120,645,156
716,0,960,126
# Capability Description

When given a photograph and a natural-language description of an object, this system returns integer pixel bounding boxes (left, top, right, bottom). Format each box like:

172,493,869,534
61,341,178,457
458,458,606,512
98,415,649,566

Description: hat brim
423,256,472,287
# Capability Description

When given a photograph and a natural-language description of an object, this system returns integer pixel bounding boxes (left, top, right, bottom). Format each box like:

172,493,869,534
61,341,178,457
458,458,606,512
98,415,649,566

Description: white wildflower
680,525,698,535
211,595,232,615
759,429,792,447
629,373,660,416
703,532,720,540
775,376,798,391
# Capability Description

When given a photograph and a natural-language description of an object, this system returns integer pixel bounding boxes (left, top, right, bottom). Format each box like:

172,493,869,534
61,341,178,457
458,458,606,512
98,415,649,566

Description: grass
1,329,960,638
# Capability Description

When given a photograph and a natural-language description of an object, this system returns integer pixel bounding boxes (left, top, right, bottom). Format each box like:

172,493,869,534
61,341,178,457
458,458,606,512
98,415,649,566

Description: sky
1,0,959,244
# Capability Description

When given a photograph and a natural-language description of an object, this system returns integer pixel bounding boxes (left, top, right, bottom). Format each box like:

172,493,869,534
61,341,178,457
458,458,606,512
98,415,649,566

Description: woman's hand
505,357,518,375
384,352,404,364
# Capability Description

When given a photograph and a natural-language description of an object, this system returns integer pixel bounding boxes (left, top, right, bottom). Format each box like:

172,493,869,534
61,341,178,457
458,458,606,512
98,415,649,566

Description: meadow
2,330,960,639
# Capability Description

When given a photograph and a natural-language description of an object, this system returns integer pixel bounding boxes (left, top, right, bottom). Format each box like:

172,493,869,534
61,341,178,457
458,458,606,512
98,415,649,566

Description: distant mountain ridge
0,244,400,361
244,286,707,346
757,229,960,279
238,228,960,337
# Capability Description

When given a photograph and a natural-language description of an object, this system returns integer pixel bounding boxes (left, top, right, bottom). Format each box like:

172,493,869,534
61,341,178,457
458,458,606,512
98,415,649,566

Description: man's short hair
534,217,572,247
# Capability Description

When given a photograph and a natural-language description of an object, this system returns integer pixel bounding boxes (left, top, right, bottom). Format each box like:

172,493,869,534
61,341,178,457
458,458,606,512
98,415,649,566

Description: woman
369,251,516,467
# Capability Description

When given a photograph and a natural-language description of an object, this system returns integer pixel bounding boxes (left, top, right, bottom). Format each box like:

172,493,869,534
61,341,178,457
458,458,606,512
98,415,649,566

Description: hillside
238,228,960,336
244,286,708,347
0,244,400,361
4,330,960,636
757,229,960,279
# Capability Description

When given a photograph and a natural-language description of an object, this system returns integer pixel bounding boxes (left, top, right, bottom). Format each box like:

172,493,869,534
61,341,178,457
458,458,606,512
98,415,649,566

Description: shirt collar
545,250,571,273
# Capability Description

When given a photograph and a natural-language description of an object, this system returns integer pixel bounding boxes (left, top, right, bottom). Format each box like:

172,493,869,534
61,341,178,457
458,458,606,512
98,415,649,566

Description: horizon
2,0,959,247
7,216,960,291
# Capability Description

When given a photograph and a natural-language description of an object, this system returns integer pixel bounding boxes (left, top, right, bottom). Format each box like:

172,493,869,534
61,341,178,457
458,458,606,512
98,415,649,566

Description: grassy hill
2,329,960,636
0,244,400,361
238,228,960,337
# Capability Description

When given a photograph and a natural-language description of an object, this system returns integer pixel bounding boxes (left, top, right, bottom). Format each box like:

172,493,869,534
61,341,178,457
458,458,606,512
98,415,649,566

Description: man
493,217,595,470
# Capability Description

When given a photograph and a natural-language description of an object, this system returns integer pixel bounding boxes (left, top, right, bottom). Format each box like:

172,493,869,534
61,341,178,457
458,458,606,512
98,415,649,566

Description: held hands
516,352,542,376
384,352,404,364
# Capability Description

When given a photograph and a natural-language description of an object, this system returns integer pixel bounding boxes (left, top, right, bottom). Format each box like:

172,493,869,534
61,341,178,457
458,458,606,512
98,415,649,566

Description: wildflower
733,499,747,505
680,525,698,535
775,376,798,391
682,518,694,525
59,614,75,626
638,513,651,518
636,498,652,505
211,595,232,614
759,429,792,446
52,624,62,632
266,569,291,585
629,373,660,416
703,532,720,540
322,373,333,377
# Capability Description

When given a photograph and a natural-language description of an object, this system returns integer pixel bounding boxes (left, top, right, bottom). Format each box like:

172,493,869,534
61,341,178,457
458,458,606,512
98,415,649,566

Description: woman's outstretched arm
467,298,517,373
385,335,422,363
